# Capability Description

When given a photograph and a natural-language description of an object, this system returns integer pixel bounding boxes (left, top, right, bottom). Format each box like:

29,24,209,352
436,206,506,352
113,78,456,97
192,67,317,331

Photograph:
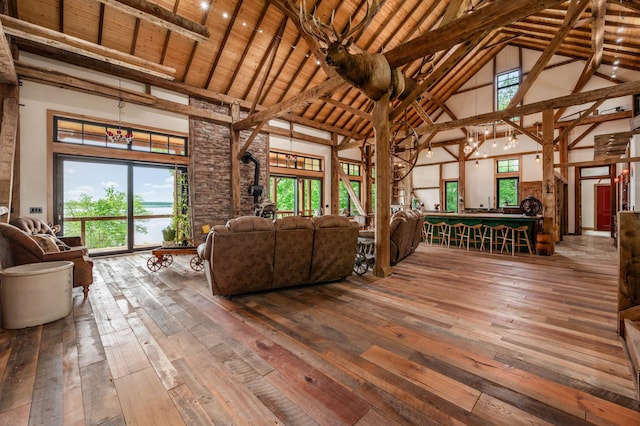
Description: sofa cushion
32,234,60,253
273,216,314,287
209,216,276,295
309,216,358,283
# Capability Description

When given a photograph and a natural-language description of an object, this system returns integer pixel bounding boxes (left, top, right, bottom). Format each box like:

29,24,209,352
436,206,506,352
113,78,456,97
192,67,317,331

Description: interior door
596,184,611,231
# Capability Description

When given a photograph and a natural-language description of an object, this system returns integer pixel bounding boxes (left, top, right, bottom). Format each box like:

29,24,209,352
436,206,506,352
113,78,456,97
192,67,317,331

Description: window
339,160,363,216
55,156,186,254
496,159,519,173
269,151,323,171
269,176,322,217
496,69,520,110
496,158,520,207
54,116,188,156
444,181,458,212
497,178,519,207
269,151,324,218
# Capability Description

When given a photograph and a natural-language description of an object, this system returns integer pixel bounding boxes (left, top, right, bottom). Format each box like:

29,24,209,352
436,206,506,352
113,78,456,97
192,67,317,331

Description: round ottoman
1,261,74,329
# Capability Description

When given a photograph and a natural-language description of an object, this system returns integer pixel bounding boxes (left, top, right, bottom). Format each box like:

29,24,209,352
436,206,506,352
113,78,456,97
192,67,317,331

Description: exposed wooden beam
247,19,286,115
1,15,176,79
233,76,347,131
384,0,566,67
321,96,372,121
0,16,17,84
507,0,590,109
0,92,18,221
554,54,597,121
237,121,266,160
415,80,640,134
591,0,607,69
263,124,334,147
553,100,604,145
555,156,640,168
95,0,209,42
503,117,542,144
569,123,599,148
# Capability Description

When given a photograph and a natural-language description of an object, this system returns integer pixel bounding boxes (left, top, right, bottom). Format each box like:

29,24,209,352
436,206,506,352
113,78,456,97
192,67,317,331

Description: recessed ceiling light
222,12,229,19
200,1,208,10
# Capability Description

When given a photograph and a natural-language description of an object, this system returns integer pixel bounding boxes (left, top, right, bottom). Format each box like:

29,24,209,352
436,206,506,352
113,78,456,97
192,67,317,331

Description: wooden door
596,184,611,231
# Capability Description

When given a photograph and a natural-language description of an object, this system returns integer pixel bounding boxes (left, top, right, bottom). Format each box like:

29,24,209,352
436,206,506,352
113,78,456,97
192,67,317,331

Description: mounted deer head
299,0,416,101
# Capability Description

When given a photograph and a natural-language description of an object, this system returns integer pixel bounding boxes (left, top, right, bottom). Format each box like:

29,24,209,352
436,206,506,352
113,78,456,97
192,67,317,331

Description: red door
596,185,611,231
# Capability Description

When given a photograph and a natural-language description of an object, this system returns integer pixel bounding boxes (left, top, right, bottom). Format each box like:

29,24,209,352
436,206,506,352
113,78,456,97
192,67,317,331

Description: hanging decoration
106,77,133,144
286,119,297,165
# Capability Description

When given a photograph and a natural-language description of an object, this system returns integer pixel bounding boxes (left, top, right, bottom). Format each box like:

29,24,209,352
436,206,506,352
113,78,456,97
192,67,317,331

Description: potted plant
161,225,176,247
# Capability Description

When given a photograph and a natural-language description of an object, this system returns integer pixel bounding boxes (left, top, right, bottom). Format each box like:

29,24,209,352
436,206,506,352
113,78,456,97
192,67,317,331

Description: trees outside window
444,181,458,212
496,69,520,110
496,158,520,207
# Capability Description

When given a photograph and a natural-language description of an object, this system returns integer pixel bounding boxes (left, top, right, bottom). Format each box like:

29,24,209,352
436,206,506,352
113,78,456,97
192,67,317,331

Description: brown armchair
10,217,85,252
0,222,94,297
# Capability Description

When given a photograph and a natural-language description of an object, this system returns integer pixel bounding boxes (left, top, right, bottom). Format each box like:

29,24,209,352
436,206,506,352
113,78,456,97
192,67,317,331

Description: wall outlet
29,207,43,214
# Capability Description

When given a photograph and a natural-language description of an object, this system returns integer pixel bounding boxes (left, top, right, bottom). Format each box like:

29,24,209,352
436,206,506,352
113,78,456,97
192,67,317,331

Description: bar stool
461,223,484,250
480,224,506,253
446,223,466,248
424,221,447,245
502,225,533,255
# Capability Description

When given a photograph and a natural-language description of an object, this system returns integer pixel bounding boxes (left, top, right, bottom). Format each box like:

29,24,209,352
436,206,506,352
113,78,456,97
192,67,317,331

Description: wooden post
331,143,340,215
558,132,568,180
542,109,556,247
373,95,392,277
458,141,466,212
364,144,373,219
0,86,18,223
230,102,241,218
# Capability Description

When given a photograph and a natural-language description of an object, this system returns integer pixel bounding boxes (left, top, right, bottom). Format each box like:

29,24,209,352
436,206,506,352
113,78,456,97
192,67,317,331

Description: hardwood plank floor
1,234,639,425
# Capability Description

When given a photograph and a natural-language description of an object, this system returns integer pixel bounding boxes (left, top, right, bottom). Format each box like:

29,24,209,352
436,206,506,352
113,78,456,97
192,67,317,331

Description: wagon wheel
162,255,173,266
389,121,420,182
147,256,163,272
353,253,368,276
190,255,204,271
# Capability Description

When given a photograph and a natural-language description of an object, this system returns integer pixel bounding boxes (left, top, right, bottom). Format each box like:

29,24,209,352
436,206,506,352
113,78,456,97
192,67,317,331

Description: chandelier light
463,141,473,155
425,144,433,158
106,78,133,144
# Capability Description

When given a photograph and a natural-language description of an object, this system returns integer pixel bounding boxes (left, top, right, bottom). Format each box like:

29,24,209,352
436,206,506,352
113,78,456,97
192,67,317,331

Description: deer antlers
299,0,384,48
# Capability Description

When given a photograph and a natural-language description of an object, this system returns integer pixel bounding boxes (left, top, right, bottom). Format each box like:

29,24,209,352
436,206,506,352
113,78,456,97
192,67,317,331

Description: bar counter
422,212,542,250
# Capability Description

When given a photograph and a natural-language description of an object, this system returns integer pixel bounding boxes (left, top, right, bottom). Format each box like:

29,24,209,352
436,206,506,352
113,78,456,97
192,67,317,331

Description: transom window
496,69,520,110
497,159,519,173
269,151,323,171
53,116,188,156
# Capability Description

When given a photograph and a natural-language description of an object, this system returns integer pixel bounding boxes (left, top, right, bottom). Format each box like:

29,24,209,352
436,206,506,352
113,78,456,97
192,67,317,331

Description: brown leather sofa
197,215,359,296
0,222,94,297
389,209,424,265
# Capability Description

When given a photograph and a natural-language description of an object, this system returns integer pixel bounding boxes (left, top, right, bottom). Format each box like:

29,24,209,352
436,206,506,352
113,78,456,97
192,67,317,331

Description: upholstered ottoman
0,261,74,329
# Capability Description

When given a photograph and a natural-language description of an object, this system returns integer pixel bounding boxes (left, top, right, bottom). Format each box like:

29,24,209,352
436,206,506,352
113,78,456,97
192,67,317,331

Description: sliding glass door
270,175,322,218
55,156,182,254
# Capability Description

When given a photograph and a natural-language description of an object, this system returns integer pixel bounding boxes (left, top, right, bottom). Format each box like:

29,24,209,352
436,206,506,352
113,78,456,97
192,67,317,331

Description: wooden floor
1,234,639,425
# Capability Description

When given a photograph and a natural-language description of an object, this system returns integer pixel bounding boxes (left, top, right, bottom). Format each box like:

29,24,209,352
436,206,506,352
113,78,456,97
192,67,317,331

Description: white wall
412,46,640,234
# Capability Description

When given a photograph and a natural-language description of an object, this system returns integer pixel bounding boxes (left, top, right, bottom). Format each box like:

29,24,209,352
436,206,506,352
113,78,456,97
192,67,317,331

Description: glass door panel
61,159,129,253
133,166,175,248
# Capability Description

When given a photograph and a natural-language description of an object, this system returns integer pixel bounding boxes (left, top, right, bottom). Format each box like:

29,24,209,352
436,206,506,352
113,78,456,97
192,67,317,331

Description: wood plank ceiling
4,0,640,142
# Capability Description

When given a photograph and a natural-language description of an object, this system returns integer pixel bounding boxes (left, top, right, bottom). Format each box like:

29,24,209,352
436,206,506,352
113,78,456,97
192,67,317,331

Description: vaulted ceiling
3,0,640,140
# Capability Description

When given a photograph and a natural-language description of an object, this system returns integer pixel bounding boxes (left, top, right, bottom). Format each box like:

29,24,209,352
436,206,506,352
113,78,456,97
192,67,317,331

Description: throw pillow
32,234,60,253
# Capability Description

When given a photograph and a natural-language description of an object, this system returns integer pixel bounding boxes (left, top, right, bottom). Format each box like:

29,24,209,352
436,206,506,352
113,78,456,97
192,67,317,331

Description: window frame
496,68,521,111
495,157,521,207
